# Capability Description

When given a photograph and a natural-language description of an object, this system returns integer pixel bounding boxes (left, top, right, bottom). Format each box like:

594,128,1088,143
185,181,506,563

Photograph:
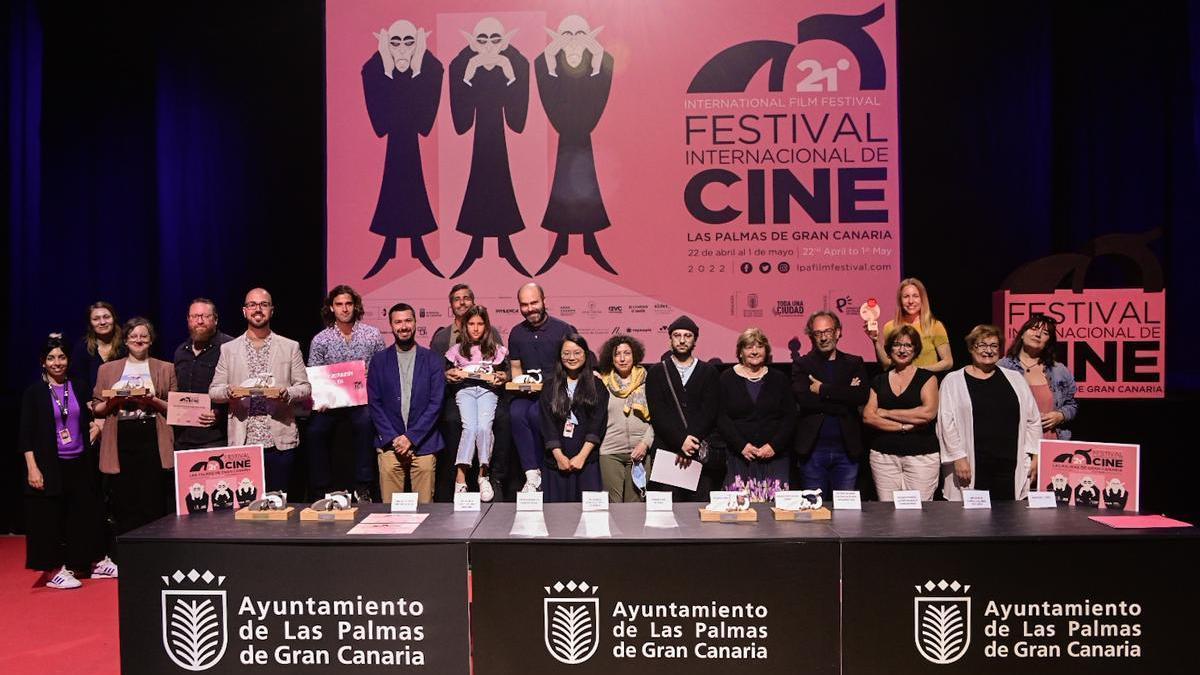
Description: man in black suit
645,316,722,501
792,311,869,496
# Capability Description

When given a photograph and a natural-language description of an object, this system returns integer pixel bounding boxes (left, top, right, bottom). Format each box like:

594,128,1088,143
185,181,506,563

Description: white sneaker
91,556,119,579
46,567,81,590
454,482,468,494
521,469,542,492
478,477,495,503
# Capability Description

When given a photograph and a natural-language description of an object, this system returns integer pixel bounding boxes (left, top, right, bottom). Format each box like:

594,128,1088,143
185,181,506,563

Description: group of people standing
19,277,1078,589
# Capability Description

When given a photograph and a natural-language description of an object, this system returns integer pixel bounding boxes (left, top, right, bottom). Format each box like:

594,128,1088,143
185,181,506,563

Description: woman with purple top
19,336,111,589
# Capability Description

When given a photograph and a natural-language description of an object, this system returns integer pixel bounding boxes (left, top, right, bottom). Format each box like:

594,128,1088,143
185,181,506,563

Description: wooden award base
699,508,759,523
771,506,832,521
102,387,149,398
235,506,295,520
231,387,283,399
299,507,358,521
504,382,544,392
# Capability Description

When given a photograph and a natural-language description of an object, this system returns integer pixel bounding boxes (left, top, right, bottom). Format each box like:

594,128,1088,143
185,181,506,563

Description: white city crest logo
543,580,601,665
161,569,229,671
914,579,971,665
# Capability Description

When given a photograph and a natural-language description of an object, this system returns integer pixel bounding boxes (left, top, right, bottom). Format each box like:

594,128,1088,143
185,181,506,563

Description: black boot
584,233,617,274
410,237,444,278
363,236,397,279
449,237,486,279
535,233,570,275
498,236,533,277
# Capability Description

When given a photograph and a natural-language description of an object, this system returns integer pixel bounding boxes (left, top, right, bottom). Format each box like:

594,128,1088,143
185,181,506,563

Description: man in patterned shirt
210,288,311,493
306,285,386,501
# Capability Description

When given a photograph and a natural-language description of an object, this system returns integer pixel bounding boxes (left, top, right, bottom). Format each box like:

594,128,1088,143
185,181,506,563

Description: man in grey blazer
210,288,311,492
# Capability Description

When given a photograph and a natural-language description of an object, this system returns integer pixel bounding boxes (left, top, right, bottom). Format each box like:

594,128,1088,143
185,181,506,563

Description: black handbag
661,359,721,465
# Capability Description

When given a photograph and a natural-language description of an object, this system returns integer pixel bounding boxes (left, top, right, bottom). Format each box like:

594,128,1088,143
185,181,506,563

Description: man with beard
791,311,868,496
645,316,722,500
210,288,311,492
429,284,510,501
506,283,576,492
173,298,233,451
367,303,445,503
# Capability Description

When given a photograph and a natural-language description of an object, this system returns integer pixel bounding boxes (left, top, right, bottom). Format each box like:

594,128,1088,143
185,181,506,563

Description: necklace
738,365,766,382
1018,356,1041,373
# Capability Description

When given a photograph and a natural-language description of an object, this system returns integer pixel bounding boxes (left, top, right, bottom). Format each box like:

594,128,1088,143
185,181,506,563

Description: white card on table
706,491,734,511
390,493,418,512
832,490,862,510
454,492,481,511
516,492,544,511
962,489,992,509
1027,491,1057,509
774,491,803,511
645,491,673,512
648,449,701,491
893,490,922,509
582,491,609,512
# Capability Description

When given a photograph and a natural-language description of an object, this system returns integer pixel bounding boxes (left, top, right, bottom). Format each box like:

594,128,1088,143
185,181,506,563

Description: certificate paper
167,392,210,427
648,449,701,492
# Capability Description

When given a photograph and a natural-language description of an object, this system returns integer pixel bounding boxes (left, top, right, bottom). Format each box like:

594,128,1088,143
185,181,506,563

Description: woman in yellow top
865,278,954,372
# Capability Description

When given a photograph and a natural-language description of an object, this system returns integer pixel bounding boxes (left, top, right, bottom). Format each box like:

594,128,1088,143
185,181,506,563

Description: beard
190,325,217,344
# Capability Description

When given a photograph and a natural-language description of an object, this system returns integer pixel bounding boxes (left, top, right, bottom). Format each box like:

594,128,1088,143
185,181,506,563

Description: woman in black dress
539,334,608,502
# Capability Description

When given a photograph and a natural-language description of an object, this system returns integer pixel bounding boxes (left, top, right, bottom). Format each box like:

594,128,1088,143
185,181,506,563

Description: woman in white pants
863,324,940,500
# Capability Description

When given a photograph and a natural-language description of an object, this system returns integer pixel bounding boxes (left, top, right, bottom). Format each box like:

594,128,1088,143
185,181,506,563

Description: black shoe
354,487,374,504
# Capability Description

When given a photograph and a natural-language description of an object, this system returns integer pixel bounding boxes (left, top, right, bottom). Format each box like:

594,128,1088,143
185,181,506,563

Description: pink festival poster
326,1,900,358
308,360,369,409
173,445,267,516
1038,440,1140,512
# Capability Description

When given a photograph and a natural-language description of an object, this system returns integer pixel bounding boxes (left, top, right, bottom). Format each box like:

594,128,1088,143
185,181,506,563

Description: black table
116,501,1198,674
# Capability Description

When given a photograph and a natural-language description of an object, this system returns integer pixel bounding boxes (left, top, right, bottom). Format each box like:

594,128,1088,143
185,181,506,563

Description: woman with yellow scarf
597,335,654,502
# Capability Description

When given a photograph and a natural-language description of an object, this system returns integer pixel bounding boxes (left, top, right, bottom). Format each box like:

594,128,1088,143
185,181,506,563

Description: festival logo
543,580,601,665
914,579,971,665
161,569,228,672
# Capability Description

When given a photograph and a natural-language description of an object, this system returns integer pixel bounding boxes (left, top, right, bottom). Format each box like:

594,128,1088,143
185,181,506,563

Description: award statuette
301,491,357,521
859,298,881,333
505,360,543,392
235,490,294,520
102,375,149,399
771,489,832,521
231,373,284,399
699,490,758,522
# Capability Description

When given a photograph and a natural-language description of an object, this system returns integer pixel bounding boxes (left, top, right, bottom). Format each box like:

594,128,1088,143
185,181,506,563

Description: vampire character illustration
235,477,258,508
1074,475,1100,507
362,20,445,279
533,15,617,275
448,18,533,278
211,480,235,511
185,483,210,514
1102,478,1129,510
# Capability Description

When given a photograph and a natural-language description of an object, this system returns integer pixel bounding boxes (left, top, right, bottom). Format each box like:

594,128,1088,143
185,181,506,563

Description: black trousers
24,456,106,572
109,419,168,556
973,455,1018,500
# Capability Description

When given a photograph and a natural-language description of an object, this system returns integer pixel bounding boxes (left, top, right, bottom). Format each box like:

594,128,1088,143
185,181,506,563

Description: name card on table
582,492,609,512
390,493,418,512
454,492,481,511
774,491,803,511
962,490,992,509
1027,491,1058,509
706,491,734,511
645,492,673,511
516,492,544,511
833,490,862,510
893,490,922,510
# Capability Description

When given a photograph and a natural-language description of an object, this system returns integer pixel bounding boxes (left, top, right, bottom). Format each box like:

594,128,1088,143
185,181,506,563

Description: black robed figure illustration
362,20,444,279
535,15,617,275
448,18,533,279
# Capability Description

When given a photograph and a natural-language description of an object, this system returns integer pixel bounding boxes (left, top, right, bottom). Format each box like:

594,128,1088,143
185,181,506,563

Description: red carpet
0,536,119,675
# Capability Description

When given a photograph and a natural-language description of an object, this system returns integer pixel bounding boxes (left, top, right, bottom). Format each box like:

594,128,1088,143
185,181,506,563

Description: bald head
243,288,274,330
517,283,546,326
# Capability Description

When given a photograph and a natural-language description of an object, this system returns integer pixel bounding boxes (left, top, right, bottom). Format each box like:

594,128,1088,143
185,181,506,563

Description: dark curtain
3,1,1198,522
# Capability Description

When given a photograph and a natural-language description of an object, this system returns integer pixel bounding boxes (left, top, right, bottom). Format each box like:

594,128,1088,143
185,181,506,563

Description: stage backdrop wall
326,1,900,354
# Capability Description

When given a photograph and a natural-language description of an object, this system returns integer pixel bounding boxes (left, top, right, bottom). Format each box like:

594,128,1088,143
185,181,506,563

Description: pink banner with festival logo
326,1,900,357
173,446,266,516
1038,439,1140,511
997,289,1166,398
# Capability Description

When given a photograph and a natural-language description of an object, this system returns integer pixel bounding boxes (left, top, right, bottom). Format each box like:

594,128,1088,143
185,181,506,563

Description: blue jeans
509,396,544,473
798,445,858,496
455,386,498,467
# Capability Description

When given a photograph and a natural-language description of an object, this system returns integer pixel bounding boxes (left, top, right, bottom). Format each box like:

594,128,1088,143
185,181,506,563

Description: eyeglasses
244,302,273,309
561,350,585,358
892,342,914,351
811,328,837,339
188,313,215,321
974,343,1001,353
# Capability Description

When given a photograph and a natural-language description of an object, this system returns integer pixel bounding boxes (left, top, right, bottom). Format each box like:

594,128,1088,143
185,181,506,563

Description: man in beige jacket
210,288,311,492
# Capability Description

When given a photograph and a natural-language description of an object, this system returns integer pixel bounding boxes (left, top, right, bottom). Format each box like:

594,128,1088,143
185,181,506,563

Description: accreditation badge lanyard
49,381,73,445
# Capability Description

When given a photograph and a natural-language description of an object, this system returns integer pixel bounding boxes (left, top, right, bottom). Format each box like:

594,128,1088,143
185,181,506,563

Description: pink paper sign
174,445,266,516
1089,515,1191,529
167,391,211,427
308,360,369,409
326,0,900,357
1038,440,1139,511
997,289,1166,399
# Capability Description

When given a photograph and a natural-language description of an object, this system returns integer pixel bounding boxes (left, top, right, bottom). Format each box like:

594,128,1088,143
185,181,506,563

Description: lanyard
48,381,71,425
